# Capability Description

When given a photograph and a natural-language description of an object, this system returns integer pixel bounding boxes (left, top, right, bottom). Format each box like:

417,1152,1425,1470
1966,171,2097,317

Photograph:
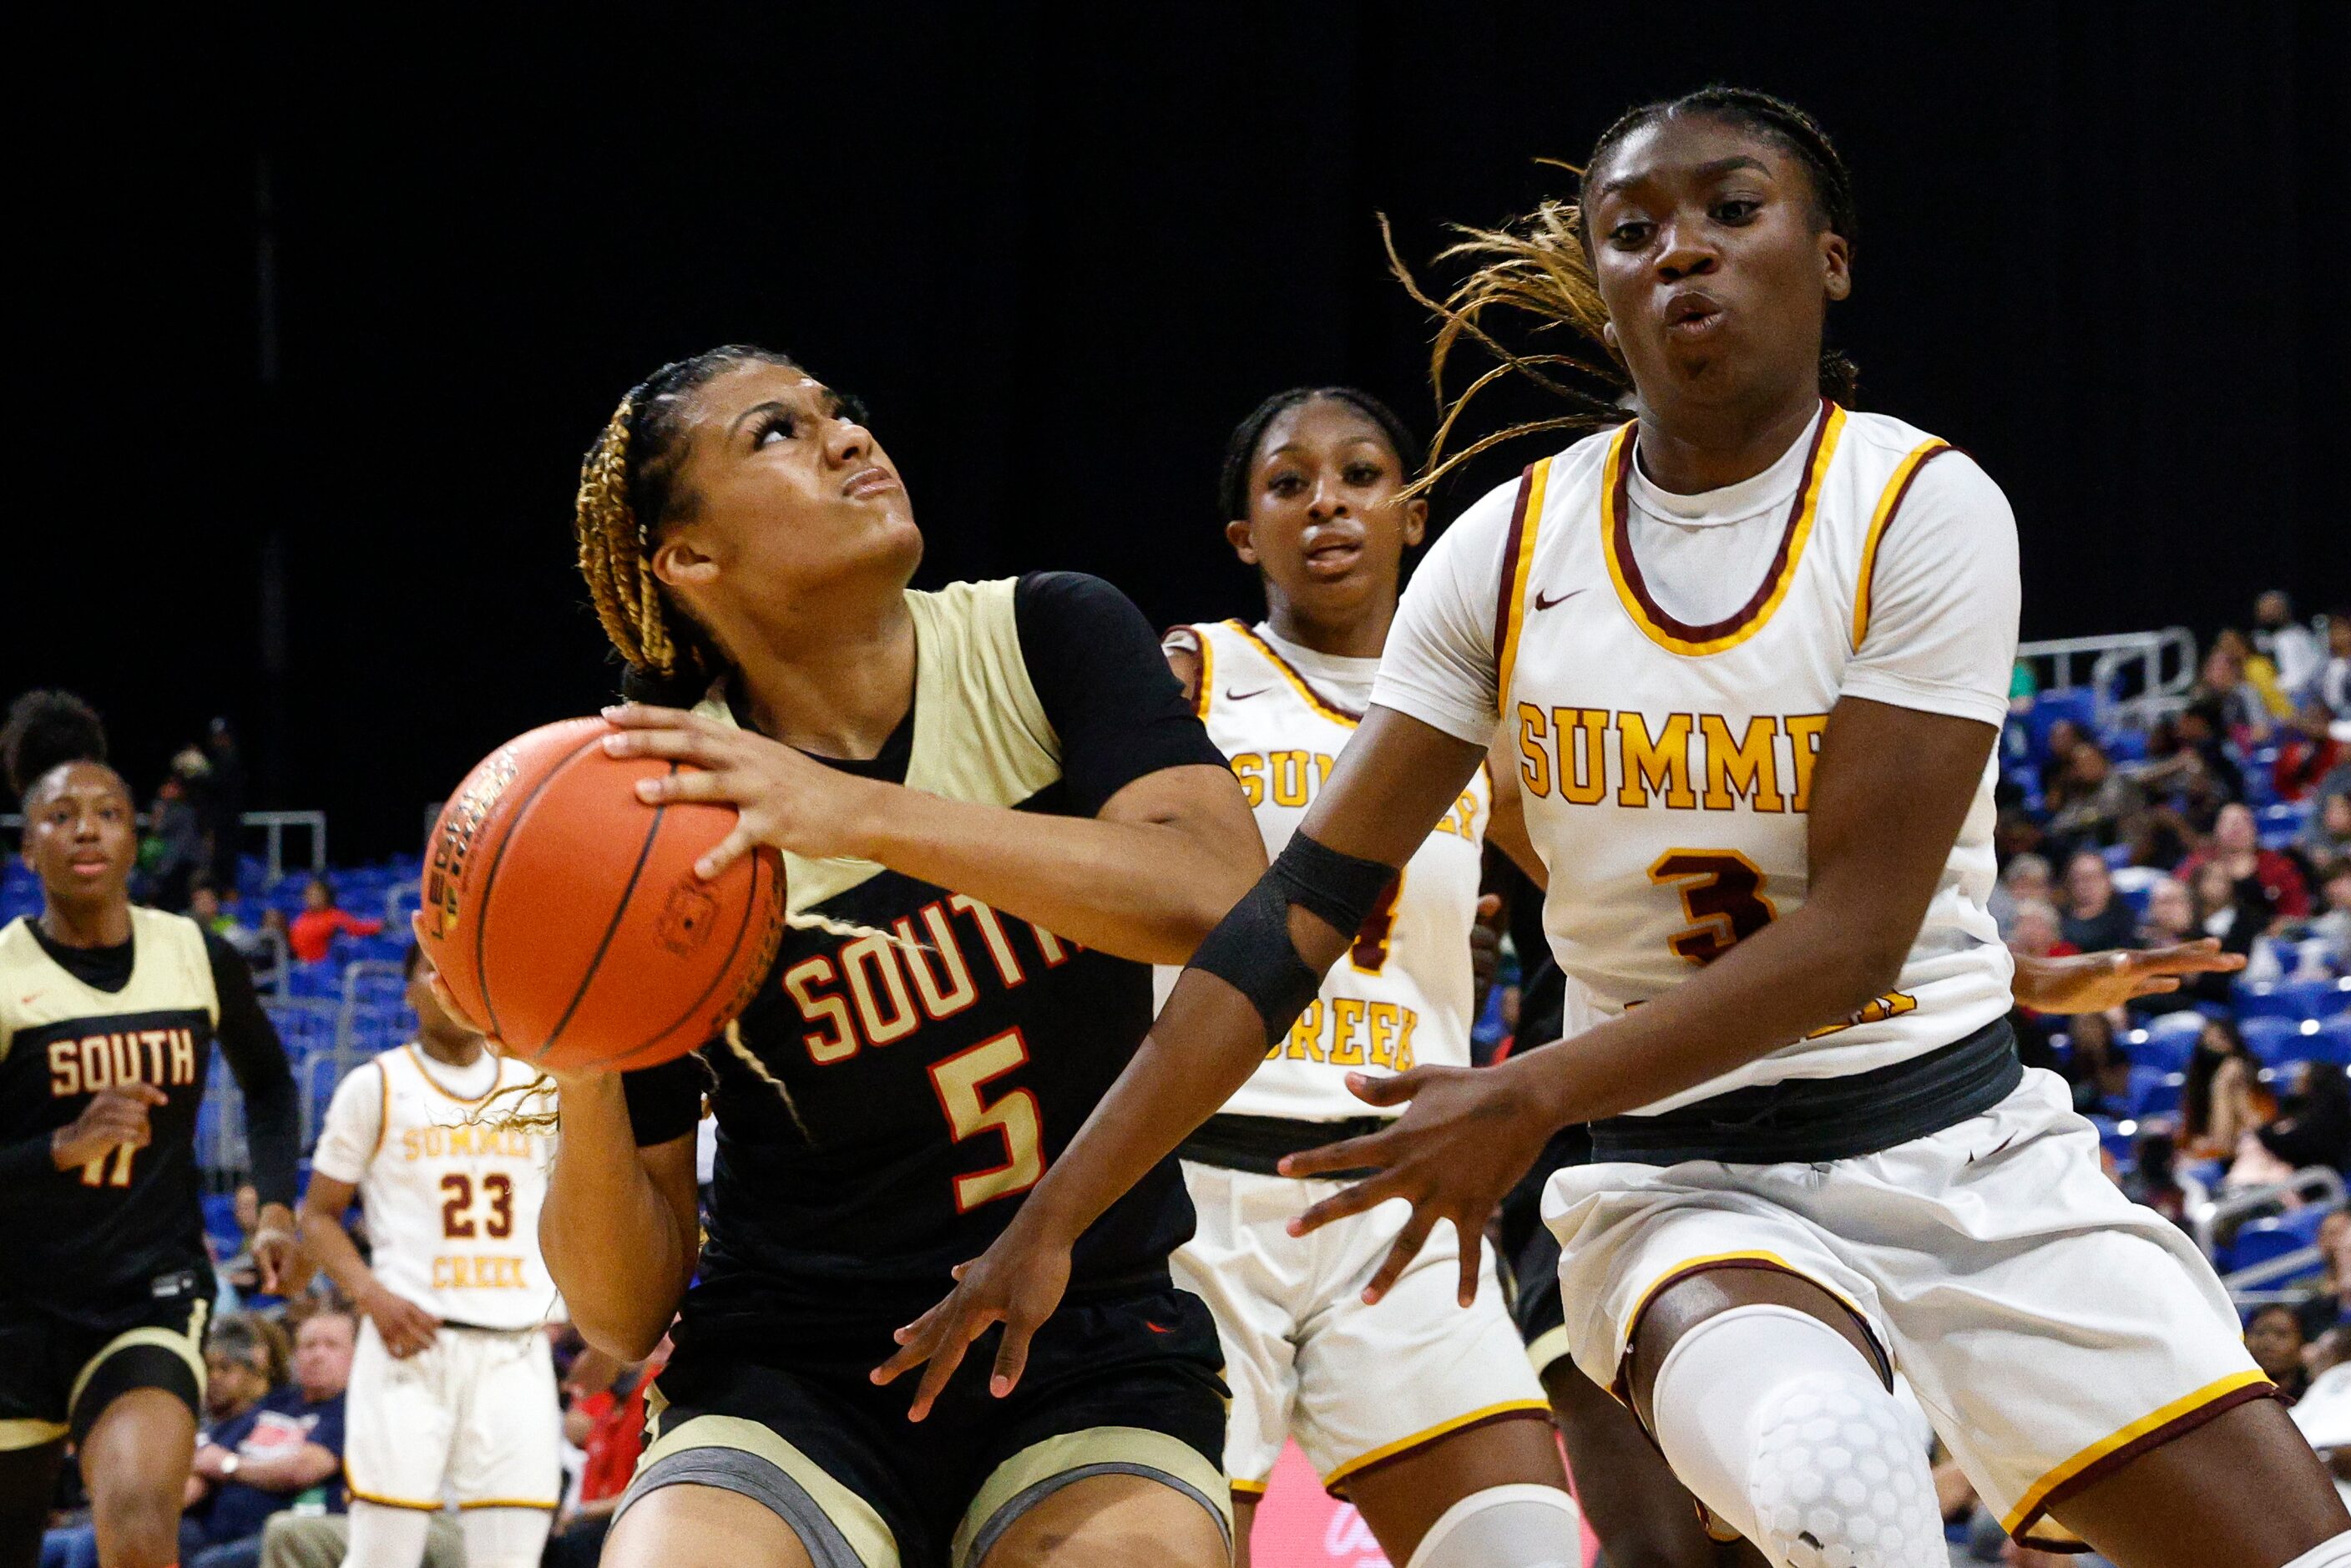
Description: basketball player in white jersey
299,944,561,1568
885,89,2351,1568
1157,387,1578,1568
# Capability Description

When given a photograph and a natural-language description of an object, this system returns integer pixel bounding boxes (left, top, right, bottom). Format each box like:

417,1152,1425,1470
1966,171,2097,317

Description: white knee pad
2283,1530,2351,1568
458,1505,553,1568
1402,1482,1581,1568
1647,1304,1942,1568
341,1500,434,1568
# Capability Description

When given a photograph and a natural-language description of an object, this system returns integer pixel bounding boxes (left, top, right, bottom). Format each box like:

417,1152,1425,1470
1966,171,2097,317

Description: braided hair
1396,86,1861,493
574,345,810,705
1218,387,1424,522
3,689,111,805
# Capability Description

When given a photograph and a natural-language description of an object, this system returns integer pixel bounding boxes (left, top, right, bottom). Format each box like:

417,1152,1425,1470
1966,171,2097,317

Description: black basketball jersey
0,909,296,1321
624,574,1230,1327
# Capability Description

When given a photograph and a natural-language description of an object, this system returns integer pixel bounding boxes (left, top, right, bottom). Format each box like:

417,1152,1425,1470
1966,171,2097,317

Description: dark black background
11,3,2343,856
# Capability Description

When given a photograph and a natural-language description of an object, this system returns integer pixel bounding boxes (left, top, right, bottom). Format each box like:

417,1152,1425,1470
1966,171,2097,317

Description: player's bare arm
537,1093,699,1362
1280,694,1997,1294
874,705,1484,1416
297,1173,442,1358
604,705,1264,965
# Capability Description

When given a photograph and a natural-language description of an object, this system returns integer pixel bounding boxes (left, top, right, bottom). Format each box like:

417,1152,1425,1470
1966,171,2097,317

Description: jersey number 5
1650,850,1777,964
929,1029,1045,1213
439,1173,515,1238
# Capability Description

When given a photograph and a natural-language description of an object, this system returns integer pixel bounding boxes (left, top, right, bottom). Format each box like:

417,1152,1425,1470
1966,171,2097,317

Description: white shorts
1174,1161,1549,1498
1543,1070,2269,1546
344,1318,562,1513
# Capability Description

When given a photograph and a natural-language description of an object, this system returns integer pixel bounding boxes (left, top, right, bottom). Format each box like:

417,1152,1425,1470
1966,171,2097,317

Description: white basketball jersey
1163,620,1490,1120
338,1045,559,1328
1492,406,2011,1111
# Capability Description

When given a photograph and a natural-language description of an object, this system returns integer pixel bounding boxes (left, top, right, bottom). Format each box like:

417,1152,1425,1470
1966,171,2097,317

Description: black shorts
1497,1127,1590,1380
619,1276,1229,1568
0,1272,211,1451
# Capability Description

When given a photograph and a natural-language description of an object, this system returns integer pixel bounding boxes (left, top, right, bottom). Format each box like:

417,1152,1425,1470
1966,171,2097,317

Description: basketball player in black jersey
484,346,1265,1568
0,691,304,1568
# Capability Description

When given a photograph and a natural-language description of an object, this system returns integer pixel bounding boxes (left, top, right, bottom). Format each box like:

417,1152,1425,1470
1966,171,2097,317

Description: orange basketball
417,717,786,1073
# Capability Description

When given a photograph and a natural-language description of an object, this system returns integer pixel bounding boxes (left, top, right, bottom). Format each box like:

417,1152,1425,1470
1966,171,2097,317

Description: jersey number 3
930,1028,1045,1213
1650,850,1777,964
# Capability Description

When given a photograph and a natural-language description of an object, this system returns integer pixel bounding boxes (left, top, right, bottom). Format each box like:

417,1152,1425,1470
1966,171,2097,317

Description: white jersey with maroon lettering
311,1043,558,1327
1160,619,1489,1121
1372,402,2017,1113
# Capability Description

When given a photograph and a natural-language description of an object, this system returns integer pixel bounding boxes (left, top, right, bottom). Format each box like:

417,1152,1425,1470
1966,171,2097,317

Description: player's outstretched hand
1279,1062,1555,1308
49,1081,165,1172
870,1209,1074,1423
361,1285,443,1358
2015,938,2247,1015
599,704,885,876
250,1201,312,1297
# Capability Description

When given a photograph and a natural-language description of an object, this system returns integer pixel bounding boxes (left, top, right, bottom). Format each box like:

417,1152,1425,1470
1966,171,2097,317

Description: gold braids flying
1383,197,1631,499
574,396,681,678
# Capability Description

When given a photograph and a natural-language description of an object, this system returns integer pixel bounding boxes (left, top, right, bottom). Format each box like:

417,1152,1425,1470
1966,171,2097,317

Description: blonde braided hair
574,397,682,679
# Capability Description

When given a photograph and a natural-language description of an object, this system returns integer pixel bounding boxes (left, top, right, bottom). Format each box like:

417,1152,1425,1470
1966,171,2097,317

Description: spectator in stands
2181,802,2313,927
2302,1212,2351,1340
2197,638,2276,745
2259,589,2327,701
2254,1059,2351,1176
2305,792,2351,867
2124,1130,2189,1226
2314,862,2351,975
2179,1018,2273,1160
2045,741,2144,854
2136,876,2227,1011
545,1338,671,1568
2061,1010,2131,1117
2005,899,2076,1065
2218,626,2296,722
2059,851,2140,953
191,877,271,964
182,1310,354,1568
2321,613,2351,721
2248,1304,2313,1401
2141,700,2246,810
200,716,246,893
141,771,205,912
1990,852,2053,938
2277,698,2346,803
285,877,382,965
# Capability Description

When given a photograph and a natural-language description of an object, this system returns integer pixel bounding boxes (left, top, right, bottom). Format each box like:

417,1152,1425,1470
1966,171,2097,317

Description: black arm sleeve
1014,572,1229,816
622,1056,705,1148
206,933,301,1208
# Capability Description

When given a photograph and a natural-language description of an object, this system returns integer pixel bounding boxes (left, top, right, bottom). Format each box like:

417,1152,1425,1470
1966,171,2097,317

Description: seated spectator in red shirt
2180,802,2312,924
2277,698,2345,803
286,877,383,964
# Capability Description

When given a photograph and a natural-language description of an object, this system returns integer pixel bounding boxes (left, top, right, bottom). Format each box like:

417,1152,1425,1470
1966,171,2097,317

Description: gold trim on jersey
1227,621,1363,728
1999,1368,2273,1539
1849,438,1954,650
1189,626,1215,720
635,1411,900,1568
1319,1399,1555,1496
67,1297,209,1424
1600,402,1848,658
1492,458,1553,706
0,1418,68,1450
401,1042,504,1107
953,1425,1232,1568
693,579,1059,919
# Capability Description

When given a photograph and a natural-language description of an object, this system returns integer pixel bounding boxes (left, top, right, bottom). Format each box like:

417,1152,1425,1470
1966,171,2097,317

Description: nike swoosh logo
1225,687,1269,701
1532,588,1585,611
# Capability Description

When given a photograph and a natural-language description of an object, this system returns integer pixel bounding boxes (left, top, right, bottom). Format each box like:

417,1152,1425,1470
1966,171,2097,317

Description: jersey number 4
78,1144,136,1188
1348,873,1405,975
929,1028,1045,1213
439,1173,515,1239
1650,850,1777,964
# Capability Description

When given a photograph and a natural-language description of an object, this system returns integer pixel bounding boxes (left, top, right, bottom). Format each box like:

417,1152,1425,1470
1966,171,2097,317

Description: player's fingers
601,726,724,766
633,767,731,806
991,1314,1038,1398
2131,977,2182,997
694,823,758,883
2132,938,2245,976
599,703,704,731
1277,1125,1392,1179
908,1314,992,1422
1344,1068,1423,1109
1363,1211,1438,1304
1455,1224,1484,1309
113,1081,169,1107
1475,893,1504,922
1287,1174,1403,1235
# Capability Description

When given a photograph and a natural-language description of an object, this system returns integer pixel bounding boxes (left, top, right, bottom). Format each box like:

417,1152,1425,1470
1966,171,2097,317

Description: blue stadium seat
2241,1015,2313,1067
2314,1017,2351,1069
2230,1218,2310,1275
2130,1011,2207,1073
2127,1065,2183,1118
2101,842,2133,869
262,998,341,1065
2106,729,2149,762
2241,979,2345,1022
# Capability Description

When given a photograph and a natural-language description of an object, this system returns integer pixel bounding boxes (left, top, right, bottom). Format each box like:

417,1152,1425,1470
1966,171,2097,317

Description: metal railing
2016,626,2200,730
0,809,326,885
2192,1165,2346,1259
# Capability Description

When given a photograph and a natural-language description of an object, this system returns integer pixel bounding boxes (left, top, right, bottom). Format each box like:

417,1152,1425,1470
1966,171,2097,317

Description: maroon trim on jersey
1491,463,1540,664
